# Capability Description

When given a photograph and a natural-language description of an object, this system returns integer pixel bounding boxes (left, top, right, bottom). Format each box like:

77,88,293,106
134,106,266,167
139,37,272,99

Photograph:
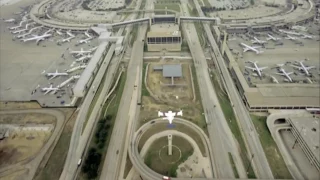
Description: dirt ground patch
147,63,193,103
0,101,41,110
0,113,56,124
34,109,77,180
0,130,51,167
140,62,205,129
0,169,27,180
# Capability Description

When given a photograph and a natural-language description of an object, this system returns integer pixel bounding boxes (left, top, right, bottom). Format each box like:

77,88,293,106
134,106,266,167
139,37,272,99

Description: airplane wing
290,65,301,69
243,48,249,52
49,75,57,80
275,73,285,75
258,67,268,70
251,46,261,49
44,89,51,95
305,66,315,70
287,72,293,75
158,111,164,117
245,66,256,71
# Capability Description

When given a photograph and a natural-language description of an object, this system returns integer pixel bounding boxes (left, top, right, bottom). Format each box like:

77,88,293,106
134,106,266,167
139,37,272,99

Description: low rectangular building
146,23,182,52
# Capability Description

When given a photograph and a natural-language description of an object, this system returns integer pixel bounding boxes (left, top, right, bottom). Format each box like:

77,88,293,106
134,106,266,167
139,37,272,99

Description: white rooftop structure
162,64,182,78
73,42,109,97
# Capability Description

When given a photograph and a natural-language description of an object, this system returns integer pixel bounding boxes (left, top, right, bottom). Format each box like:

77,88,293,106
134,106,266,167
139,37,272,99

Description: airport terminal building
211,27,320,112
146,23,182,51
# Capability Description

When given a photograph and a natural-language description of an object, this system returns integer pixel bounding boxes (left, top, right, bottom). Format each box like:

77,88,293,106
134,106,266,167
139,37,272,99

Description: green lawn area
142,63,150,97
80,71,127,180
251,115,292,179
228,152,239,178
203,0,211,7
210,73,256,178
144,136,194,177
154,4,180,14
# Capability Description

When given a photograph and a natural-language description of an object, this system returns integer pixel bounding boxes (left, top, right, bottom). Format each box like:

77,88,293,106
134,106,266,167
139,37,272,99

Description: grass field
144,136,193,177
210,73,256,178
203,0,211,7
251,115,292,179
228,152,239,178
142,63,150,97
190,65,207,131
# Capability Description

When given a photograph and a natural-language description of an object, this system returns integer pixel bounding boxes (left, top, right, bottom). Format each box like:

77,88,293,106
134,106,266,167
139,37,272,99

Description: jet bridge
111,17,150,28
179,16,220,24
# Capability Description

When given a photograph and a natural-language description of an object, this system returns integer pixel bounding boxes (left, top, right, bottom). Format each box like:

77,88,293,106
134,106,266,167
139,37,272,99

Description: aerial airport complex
0,0,319,179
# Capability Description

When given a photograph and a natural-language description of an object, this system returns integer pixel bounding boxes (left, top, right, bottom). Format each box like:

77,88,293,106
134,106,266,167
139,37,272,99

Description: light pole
246,154,254,175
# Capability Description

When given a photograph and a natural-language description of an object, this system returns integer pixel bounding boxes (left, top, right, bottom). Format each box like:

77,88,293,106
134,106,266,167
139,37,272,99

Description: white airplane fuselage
267,34,281,41
294,62,315,75
279,69,293,82
240,43,263,54
280,29,301,36
5,19,15,23
21,33,52,42
251,37,266,44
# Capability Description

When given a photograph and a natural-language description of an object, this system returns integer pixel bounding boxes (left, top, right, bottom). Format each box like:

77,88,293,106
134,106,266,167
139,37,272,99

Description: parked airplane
75,54,93,62
285,35,299,40
84,32,92,38
266,34,281,41
56,29,63,36
8,19,26,30
290,61,315,76
46,70,68,80
270,75,279,83
66,31,75,37
21,33,52,43
77,38,92,44
78,31,93,44
158,110,183,124
291,25,308,32
245,61,268,78
57,36,75,43
70,48,92,57
300,34,313,39
279,29,301,36
275,68,293,82
12,28,28,34
66,64,87,73
9,25,22,30
4,18,15,23
240,43,263,54
251,37,266,44
16,26,43,39
41,84,60,95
